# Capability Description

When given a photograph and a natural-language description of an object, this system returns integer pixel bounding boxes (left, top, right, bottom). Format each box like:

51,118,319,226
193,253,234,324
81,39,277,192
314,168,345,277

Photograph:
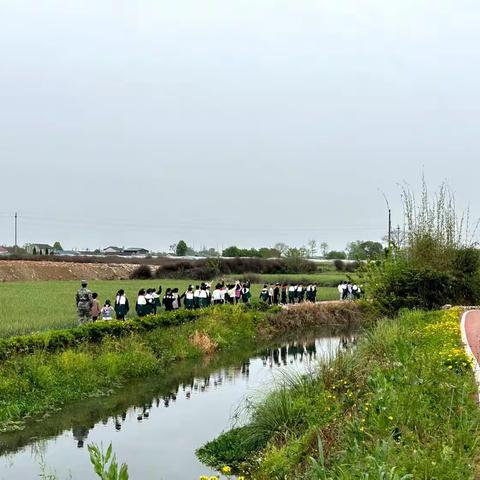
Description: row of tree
171,239,385,261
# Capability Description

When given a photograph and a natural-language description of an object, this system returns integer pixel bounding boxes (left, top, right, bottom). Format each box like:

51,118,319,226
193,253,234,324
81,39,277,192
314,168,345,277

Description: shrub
0,310,206,360
260,302,364,336
333,259,345,272
155,258,317,279
345,261,360,273
129,265,153,279
363,260,459,314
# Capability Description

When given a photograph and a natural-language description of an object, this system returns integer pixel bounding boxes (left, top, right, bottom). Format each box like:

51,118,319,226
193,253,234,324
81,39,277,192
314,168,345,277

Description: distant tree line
171,239,385,262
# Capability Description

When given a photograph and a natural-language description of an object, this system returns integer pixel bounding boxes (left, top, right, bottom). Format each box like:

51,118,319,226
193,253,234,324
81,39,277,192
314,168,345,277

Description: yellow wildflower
222,466,232,474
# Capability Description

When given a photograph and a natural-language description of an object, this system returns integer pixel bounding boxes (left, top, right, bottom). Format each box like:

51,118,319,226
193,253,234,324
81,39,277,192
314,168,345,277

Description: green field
0,279,338,338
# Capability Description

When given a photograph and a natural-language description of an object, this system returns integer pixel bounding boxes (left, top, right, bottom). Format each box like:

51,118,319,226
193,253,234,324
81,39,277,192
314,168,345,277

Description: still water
0,330,353,479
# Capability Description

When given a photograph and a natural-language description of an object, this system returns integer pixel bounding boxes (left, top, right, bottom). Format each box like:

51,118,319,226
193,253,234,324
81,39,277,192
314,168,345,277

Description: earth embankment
0,260,144,282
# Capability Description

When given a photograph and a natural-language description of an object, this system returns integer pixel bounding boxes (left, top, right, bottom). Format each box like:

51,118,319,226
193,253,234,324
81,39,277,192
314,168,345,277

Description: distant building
0,246,9,256
53,250,79,257
103,246,123,254
123,247,149,256
26,243,53,255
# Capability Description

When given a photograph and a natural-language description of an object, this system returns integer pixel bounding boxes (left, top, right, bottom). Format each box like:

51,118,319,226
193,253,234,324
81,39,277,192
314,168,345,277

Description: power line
17,214,385,233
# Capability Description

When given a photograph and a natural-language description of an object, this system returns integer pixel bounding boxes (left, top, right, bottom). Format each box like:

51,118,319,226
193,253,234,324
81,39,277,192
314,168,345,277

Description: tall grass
401,178,479,269
199,308,480,479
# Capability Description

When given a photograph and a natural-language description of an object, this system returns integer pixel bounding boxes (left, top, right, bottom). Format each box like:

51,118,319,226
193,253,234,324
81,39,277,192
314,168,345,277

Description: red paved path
463,310,480,362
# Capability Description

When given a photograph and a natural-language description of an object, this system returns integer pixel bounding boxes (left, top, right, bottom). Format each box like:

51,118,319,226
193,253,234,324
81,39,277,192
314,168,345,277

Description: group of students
260,283,318,304
136,281,253,316
337,281,362,300
87,290,130,321
78,280,322,323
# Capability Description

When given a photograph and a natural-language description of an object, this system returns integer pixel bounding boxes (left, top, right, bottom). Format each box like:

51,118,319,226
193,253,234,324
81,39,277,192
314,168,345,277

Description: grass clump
198,307,480,479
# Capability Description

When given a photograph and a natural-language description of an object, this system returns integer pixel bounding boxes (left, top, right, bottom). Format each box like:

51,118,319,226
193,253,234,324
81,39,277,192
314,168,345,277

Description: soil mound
0,260,143,282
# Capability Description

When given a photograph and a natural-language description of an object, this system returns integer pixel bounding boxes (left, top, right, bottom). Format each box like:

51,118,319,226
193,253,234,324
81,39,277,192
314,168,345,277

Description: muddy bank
0,260,147,282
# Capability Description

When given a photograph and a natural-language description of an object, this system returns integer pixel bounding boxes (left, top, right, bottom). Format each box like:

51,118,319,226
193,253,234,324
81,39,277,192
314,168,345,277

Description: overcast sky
1,0,479,252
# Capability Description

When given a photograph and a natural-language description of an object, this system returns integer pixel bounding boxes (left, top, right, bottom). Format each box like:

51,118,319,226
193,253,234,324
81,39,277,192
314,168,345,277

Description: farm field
0,278,339,338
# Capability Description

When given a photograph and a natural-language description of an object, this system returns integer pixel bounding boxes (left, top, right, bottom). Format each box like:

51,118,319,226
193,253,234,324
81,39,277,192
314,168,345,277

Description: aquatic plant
88,443,129,480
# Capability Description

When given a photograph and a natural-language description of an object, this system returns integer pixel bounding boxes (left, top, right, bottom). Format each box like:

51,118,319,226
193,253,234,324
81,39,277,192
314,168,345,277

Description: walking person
273,283,280,305
347,282,354,300
76,281,93,325
235,281,242,304
136,289,149,317
306,284,315,303
288,284,296,304
151,288,160,314
163,288,175,311
297,284,305,303
183,286,195,310
227,284,236,304
260,284,269,302
281,283,288,305
114,289,130,320
101,300,114,320
198,284,209,308
172,288,181,310
193,285,201,309
212,284,223,305
268,284,274,305
241,283,251,304
145,289,155,315
90,292,101,321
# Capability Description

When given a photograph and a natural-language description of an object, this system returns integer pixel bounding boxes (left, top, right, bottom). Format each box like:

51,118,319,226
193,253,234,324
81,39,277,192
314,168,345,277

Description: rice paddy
0,278,339,338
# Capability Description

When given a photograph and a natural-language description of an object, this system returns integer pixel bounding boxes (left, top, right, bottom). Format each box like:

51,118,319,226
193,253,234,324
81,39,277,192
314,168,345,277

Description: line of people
76,280,321,324
260,283,318,304
136,281,252,315
337,281,362,301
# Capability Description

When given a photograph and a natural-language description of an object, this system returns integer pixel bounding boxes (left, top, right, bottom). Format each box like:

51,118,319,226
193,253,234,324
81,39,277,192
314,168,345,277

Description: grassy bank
0,303,363,434
198,308,480,479
0,279,338,337
0,305,259,432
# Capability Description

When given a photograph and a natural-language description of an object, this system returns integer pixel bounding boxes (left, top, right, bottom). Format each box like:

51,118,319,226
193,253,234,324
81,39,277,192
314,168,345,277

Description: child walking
101,300,114,320
91,292,101,321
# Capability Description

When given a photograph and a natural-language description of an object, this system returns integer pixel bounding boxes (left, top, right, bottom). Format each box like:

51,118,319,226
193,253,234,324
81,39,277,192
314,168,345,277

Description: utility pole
379,191,391,256
14,212,18,253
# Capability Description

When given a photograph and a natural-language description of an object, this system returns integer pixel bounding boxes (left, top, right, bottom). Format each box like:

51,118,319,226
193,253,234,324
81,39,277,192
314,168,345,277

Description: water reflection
0,330,356,479
60,334,356,452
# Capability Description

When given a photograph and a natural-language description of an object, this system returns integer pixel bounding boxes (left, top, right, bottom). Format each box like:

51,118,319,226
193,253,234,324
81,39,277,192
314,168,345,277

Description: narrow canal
0,328,354,479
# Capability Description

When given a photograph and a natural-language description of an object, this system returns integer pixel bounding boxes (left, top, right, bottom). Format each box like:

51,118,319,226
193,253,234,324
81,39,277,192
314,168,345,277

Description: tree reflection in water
68,334,356,449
